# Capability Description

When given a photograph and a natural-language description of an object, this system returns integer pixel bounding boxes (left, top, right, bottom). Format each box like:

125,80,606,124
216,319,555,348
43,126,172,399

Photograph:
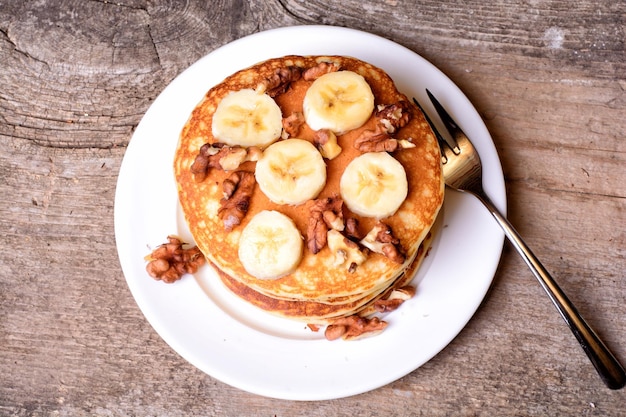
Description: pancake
174,55,444,323
216,232,432,324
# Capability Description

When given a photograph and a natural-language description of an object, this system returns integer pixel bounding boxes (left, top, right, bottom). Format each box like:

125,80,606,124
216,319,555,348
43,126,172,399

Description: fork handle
474,191,626,390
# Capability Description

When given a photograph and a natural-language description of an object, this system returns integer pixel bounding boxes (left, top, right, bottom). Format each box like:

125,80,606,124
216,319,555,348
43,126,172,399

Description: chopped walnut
306,195,344,254
325,315,388,341
145,236,205,283
256,66,302,97
190,143,220,181
373,285,416,313
345,217,362,241
381,243,406,264
302,61,341,81
375,101,411,133
353,101,416,153
313,129,342,160
191,143,261,181
360,222,406,264
220,146,261,170
322,209,344,232
354,124,416,153
354,125,398,152
307,323,321,332
217,147,247,171
282,112,305,138
327,229,367,272
218,170,256,231
307,215,327,255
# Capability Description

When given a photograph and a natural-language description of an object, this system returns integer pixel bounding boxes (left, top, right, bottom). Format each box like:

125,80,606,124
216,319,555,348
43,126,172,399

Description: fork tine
412,97,451,164
425,89,462,155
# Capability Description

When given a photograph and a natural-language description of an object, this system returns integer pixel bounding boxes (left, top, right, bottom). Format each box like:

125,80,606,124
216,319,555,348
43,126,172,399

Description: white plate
114,25,506,401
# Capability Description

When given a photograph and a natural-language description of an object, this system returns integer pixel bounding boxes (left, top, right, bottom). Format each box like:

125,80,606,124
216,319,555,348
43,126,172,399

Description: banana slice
212,89,283,148
238,210,303,279
255,138,327,205
340,152,408,219
303,71,375,134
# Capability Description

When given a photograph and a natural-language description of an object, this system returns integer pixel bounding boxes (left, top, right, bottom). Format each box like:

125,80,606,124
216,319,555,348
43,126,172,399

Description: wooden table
2,1,625,415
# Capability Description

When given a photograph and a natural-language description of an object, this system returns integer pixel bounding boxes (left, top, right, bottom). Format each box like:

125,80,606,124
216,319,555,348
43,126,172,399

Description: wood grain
1,1,625,415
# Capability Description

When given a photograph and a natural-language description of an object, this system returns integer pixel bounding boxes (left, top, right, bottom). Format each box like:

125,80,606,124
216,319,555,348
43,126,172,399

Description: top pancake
174,55,444,301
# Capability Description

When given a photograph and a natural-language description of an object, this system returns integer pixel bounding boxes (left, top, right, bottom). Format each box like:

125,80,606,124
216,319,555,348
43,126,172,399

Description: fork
413,90,626,390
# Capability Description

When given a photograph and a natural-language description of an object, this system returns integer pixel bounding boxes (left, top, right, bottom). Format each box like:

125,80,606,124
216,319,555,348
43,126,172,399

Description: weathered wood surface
1,1,625,415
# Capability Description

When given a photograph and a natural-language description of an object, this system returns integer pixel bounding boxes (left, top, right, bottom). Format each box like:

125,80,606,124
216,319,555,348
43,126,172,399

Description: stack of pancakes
174,55,444,326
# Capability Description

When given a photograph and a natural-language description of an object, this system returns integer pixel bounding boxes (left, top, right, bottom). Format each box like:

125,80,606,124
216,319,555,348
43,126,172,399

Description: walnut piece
375,101,411,133
345,217,362,241
353,101,416,153
373,285,416,313
282,112,305,138
302,61,340,81
313,129,342,160
306,195,344,254
325,315,388,341
354,125,399,152
219,146,262,171
256,66,302,97
191,143,261,182
360,221,406,264
307,323,321,332
327,229,367,272
218,170,256,231
354,124,416,153
145,236,205,283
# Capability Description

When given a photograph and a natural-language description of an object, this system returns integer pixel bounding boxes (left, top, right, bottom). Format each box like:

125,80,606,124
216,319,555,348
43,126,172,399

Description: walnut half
306,195,344,254
324,315,388,341
145,236,205,283
375,101,411,133
373,285,416,313
190,143,261,182
354,124,416,153
218,170,256,231
302,61,340,81
360,222,406,264
256,66,302,97
313,129,342,160
353,100,416,153
282,112,305,138
327,229,367,272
